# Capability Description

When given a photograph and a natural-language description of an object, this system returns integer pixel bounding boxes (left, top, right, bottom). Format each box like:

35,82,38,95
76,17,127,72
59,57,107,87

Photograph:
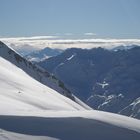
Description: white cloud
20,36,59,40
84,33,97,36
1,36,140,54
0,36,58,41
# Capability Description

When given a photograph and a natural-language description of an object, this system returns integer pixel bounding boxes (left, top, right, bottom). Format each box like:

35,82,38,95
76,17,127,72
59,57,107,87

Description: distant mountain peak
25,47,63,63
37,46,140,119
112,45,140,51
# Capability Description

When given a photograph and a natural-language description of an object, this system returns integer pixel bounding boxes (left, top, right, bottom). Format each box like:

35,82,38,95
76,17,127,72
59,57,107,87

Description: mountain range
37,46,140,119
0,41,140,140
25,47,63,63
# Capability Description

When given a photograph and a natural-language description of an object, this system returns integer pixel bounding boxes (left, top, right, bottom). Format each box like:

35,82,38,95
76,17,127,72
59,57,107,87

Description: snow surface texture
0,111,140,140
0,56,86,111
0,41,90,110
0,41,140,140
0,129,57,140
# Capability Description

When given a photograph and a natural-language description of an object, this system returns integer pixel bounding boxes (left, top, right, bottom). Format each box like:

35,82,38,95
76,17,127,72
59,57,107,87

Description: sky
0,0,140,39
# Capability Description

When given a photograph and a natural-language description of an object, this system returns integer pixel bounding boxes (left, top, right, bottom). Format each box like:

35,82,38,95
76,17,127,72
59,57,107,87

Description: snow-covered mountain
119,97,140,118
37,47,140,119
0,41,92,109
25,47,63,63
0,42,71,101
0,41,140,140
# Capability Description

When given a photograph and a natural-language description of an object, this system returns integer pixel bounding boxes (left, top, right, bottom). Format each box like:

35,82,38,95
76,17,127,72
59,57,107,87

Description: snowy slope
0,111,140,140
0,41,90,109
0,41,72,99
0,129,57,140
0,41,140,140
0,56,86,111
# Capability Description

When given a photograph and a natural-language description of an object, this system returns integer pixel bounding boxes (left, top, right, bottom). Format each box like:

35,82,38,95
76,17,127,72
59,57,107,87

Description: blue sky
0,0,140,38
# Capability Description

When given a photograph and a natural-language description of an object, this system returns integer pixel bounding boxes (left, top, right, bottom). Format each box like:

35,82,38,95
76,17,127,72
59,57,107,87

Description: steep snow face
0,41,90,110
0,41,70,98
0,41,90,109
0,56,86,111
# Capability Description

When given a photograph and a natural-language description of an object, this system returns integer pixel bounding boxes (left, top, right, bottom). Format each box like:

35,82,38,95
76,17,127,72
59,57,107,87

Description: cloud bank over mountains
1,36,140,54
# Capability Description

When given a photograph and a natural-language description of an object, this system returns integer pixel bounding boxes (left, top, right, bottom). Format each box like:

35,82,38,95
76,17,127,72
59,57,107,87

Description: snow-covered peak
25,47,63,63
0,41,90,109
112,45,139,51
0,56,86,111
0,41,140,140
0,41,67,95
